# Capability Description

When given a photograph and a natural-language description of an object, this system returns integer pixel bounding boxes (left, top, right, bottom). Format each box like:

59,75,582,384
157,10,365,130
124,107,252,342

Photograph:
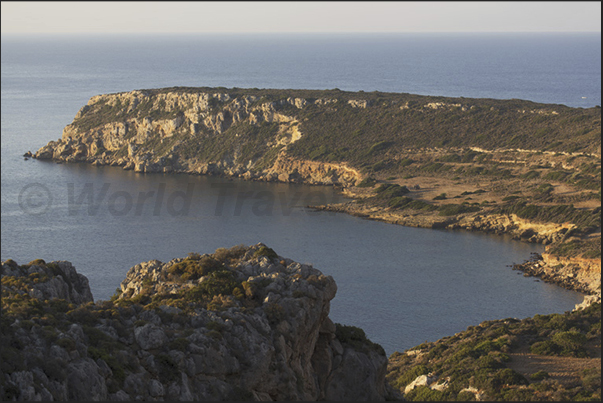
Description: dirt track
507,352,601,385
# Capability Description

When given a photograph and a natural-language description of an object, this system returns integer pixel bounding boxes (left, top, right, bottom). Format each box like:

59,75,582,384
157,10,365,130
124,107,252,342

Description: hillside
387,302,601,401
1,244,396,401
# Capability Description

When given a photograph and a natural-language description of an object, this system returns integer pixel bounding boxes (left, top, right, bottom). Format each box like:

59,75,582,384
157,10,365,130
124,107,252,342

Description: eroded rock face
1,244,394,401
512,252,601,296
32,90,363,186
1,259,93,305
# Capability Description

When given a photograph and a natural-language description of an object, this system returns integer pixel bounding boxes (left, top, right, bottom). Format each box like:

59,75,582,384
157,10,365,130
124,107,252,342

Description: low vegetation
387,303,601,401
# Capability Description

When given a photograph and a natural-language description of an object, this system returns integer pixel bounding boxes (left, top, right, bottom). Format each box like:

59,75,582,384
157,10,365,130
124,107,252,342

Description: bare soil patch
507,353,601,386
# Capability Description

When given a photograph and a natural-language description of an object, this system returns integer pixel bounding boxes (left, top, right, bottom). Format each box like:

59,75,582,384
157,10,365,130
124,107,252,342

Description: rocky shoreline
511,252,602,298
310,200,601,299
30,144,601,300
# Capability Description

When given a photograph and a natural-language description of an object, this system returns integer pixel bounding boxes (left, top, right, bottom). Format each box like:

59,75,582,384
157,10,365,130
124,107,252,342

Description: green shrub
530,370,550,381
388,196,413,208
399,158,415,167
391,364,430,390
213,244,247,262
536,183,554,193
67,306,99,326
405,385,445,401
292,290,306,298
421,162,446,173
169,337,189,352
154,353,179,383
476,354,505,370
265,303,285,324
543,170,571,181
552,330,588,357
456,391,477,401
374,183,410,198
88,347,126,386
335,323,384,355
168,255,224,281
184,270,240,303
580,368,601,390
368,141,393,155
388,196,438,211
438,204,481,216
41,358,66,382
356,177,377,188
491,368,528,389
233,287,245,300
25,259,46,267
521,170,541,180
530,339,561,355
3,259,19,269
530,330,588,358
372,161,388,171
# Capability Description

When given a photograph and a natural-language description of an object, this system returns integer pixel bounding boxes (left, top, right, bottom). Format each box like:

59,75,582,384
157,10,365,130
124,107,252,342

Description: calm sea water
2,33,598,354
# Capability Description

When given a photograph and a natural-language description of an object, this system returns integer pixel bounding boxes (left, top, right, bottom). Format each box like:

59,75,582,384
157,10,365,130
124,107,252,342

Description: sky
1,1,601,34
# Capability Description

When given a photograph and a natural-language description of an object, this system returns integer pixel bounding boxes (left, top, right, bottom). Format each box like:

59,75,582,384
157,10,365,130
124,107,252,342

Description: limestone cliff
0,244,396,401
32,89,362,186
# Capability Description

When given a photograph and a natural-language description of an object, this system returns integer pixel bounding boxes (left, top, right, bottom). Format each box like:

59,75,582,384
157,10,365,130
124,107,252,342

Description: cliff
32,89,364,186
0,244,396,401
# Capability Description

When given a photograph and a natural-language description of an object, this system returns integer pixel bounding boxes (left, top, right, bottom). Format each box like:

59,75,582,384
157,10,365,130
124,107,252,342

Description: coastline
28,150,601,300
27,87,601,303
309,190,600,299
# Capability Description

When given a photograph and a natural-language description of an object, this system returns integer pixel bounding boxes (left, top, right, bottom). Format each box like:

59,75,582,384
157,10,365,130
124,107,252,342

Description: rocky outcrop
266,152,361,186
0,244,395,401
1,259,93,305
32,90,362,186
511,252,601,296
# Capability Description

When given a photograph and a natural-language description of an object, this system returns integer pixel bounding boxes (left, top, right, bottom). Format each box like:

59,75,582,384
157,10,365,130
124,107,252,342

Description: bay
2,33,596,354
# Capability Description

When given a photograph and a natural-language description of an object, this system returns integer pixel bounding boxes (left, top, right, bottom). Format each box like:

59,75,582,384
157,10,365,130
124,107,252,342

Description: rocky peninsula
29,87,601,297
1,244,397,401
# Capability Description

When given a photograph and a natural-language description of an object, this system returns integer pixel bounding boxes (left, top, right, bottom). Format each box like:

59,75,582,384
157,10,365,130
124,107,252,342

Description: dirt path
507,353,601,385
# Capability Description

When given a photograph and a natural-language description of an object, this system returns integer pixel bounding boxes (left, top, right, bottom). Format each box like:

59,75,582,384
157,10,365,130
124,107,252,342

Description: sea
1,33,600,355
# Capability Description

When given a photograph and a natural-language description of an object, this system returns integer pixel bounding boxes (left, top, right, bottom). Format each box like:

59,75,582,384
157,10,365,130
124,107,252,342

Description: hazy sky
1,1,601,34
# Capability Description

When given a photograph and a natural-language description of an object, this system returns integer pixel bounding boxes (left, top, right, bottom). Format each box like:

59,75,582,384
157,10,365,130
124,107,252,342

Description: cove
2,161,585,355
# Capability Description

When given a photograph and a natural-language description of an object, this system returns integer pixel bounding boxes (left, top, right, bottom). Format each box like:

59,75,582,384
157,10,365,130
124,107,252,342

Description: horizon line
2,30,601,36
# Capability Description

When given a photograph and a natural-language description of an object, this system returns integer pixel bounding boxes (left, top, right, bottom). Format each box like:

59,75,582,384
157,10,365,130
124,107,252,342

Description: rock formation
32,89,362,186
0,244,396,401
511,251,601,297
